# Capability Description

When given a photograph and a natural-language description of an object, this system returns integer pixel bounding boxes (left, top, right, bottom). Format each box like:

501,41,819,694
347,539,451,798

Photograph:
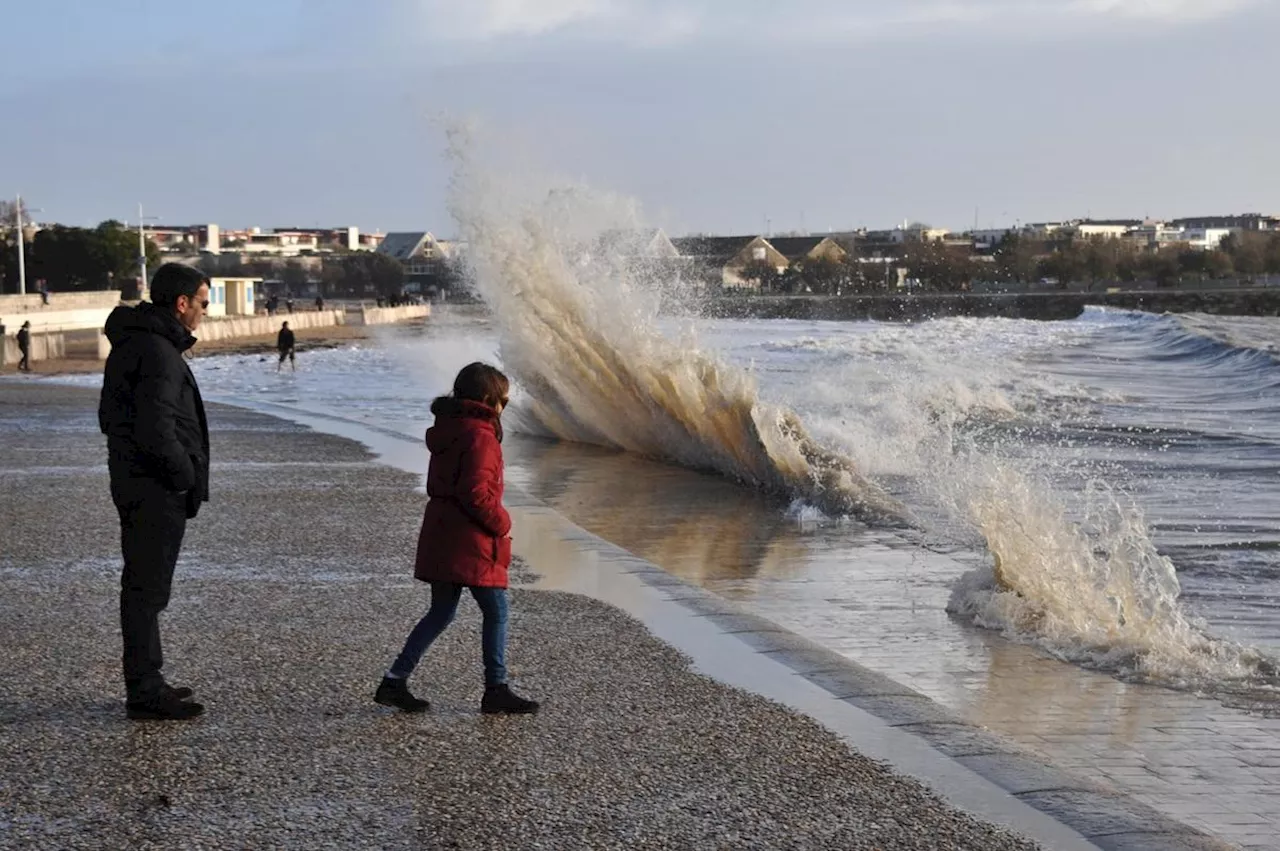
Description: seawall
195,309,348,342
702,288,1280,322
0,331,65,366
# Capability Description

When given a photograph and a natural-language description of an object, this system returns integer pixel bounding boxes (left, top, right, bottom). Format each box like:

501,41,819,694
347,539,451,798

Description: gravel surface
0,381,1041,850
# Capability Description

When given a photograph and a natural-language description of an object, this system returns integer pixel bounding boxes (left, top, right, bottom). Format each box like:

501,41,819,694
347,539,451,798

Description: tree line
997,231,1280,289
719,230,1280,295
1,219,161,295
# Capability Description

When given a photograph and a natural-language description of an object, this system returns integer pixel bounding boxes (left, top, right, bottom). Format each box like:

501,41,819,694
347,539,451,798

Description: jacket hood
104,302,196,351
426,397,502,452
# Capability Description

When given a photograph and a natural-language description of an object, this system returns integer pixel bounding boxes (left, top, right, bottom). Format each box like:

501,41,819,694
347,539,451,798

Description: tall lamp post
137,203,158,292
15,194,25,296
12,194,42,296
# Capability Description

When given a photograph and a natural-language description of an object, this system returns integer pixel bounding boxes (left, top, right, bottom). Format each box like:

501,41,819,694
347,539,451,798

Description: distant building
765,235,848,265
214,226,382,257
970,228,1016,250
145,224,220,255
1072,220,1143,239
866,223,951,244
672,235,787,288
1126,224,1233,251
207,277,259,317
1022,222,1076,237
1168,214,1280,233
377,231,453,290
593,228,680,262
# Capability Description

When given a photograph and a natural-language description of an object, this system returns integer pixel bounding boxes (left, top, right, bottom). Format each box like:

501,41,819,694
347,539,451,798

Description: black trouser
18,347,29,371
111,478,188,701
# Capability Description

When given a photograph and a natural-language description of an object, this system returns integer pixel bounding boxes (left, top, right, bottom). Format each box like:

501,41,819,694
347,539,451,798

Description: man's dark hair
150,263,210,308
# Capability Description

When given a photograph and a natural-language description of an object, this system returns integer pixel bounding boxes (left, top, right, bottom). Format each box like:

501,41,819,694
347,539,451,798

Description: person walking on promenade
315,295,324,312
16,322,31,371
98,263,211,721
276,321,296,372
375,362,539,715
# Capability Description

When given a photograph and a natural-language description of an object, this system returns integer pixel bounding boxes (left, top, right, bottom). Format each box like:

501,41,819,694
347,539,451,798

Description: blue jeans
389,582,508,686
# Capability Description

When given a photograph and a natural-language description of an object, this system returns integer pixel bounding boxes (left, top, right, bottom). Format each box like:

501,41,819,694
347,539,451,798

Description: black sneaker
481,684,540,715
126,691,205,721
161,683,194,701
374,676,430,713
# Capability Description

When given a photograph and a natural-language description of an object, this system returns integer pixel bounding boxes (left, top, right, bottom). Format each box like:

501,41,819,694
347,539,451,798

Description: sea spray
444,126,902,520
439,127,1278,686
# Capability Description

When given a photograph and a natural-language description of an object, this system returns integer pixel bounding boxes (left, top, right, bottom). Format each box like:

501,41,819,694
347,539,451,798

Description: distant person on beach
285,297,294,314
277,321,296,371
375,362,539,716
16,322,31,371
315,295,324,312
98,263,210,721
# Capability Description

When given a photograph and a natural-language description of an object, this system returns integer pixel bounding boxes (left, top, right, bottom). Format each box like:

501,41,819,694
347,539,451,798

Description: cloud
416,0,1264,45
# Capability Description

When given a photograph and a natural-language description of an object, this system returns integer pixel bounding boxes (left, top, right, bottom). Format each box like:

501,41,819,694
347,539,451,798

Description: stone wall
0,291,121,315
0,307,119,337
350,305,431,326
1,331,66,366
194,310,347,342
703,288,1280,323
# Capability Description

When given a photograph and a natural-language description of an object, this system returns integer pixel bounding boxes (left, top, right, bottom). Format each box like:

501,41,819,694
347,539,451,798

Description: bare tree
0,198,34,236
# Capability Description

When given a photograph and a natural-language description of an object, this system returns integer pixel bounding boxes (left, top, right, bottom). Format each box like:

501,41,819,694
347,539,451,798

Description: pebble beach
0,382,1041,850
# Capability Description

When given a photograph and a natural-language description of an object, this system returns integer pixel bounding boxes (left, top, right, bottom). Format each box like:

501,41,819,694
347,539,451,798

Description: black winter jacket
99,303,210,509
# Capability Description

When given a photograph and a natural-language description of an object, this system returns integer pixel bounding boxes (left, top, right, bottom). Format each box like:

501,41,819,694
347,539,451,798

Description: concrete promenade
0,382,1044,851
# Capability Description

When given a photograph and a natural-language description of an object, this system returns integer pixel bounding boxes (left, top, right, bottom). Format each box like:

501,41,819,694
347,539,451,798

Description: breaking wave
444,131,1279,688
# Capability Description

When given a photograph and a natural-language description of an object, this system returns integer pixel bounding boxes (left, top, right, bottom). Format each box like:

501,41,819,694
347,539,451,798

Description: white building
207,277,260,317
1125,225,1233,251
1073,220,1142,239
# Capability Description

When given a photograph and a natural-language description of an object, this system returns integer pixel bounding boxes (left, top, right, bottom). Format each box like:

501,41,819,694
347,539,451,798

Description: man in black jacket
99,263,210,720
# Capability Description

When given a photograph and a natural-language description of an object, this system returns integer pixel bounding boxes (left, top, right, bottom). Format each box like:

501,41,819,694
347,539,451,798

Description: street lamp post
15,194,25,296
12,194,42,296
137,203,159,291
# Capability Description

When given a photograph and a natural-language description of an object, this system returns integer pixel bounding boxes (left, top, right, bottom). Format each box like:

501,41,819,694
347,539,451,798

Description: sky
2,0,1277,236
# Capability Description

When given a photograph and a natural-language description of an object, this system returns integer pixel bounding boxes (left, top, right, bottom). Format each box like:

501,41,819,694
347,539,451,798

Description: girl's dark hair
453,362,509,408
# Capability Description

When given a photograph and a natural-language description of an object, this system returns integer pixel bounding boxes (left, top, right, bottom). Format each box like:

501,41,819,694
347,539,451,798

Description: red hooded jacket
413,397,513,588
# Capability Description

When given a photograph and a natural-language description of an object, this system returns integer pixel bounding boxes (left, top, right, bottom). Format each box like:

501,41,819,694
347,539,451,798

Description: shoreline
0,382,1046,851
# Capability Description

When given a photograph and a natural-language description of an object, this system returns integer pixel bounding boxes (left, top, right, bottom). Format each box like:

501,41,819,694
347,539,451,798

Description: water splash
444,127,902,520
947,463,1272,683
441,127,1278,687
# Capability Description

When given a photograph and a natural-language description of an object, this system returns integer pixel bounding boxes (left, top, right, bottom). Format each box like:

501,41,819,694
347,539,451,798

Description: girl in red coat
375,362,539,715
